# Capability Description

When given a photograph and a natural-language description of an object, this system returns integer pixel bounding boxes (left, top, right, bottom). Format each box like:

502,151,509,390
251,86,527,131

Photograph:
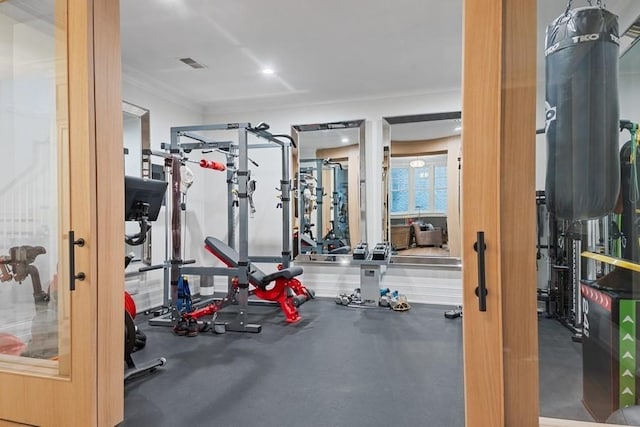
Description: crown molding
122,64,205,116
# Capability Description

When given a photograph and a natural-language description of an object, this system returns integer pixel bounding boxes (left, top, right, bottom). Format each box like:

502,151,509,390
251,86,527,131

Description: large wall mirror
382,112,461,259
292,120,365,257
122,101,152,265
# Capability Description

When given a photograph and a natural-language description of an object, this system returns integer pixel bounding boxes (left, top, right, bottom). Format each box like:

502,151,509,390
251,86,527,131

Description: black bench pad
205,236,302,288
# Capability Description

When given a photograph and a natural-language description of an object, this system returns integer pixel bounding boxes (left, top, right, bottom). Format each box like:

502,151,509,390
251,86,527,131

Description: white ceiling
120,1,640,115
120,0,463,113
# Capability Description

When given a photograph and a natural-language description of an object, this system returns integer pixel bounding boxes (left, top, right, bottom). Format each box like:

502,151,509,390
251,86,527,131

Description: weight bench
179,237,314,328
205,237,303,293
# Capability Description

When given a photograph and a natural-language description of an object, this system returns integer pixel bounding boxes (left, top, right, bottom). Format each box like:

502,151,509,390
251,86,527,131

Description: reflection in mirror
383,112,461,259
122,101,152,265
292,120,365,257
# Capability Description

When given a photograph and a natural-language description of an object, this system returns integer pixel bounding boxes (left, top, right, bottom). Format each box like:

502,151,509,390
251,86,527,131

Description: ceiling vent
178,57,207,69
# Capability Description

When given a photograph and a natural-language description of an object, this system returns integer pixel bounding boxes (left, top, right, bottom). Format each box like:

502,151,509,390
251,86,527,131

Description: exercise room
1,1,640,426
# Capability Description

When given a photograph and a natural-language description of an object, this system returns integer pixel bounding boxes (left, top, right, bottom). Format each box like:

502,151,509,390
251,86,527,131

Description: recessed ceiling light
262,68,275,75
341,137,349,143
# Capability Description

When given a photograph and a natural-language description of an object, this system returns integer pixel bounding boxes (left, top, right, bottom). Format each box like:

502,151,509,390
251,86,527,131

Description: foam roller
292,294,308,307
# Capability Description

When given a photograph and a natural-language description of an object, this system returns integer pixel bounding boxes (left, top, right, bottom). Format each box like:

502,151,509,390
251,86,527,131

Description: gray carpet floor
538,316,591,421
123,300,588,427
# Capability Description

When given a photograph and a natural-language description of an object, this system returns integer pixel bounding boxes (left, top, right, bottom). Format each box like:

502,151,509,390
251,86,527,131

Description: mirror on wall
292,120,365,257
382,112,462,259
122,101,152,265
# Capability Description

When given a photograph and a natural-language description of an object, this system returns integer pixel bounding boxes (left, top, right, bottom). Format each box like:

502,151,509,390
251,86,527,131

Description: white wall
299,262,462,306
122,80,206,309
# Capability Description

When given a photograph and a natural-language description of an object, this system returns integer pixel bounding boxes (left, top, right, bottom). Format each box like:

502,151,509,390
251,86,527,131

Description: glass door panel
0,0,70,377
537,2,640,425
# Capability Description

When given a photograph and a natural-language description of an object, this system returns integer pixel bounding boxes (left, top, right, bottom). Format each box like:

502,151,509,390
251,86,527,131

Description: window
390,154,447,214
390,168,409,212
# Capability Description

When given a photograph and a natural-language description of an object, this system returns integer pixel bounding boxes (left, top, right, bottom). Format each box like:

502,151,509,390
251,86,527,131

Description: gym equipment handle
199,159,226,171
138,264,164,272
473,231,488,312
69,230,85,291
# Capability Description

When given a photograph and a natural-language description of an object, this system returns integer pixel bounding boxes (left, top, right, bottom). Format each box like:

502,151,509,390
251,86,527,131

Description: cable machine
297,158,350,255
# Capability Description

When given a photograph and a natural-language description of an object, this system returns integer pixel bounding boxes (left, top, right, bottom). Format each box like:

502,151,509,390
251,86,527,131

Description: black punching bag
545,6,620,221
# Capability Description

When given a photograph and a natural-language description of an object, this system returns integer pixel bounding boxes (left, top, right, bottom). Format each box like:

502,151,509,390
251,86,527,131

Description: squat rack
147,122,295,332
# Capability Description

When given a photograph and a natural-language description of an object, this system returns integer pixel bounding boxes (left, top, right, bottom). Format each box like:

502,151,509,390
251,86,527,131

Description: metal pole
602,216,611,274
281,142,291,268
316,159,324,253
226,127,259,333
227,150,236,250
163,163,171,308
226,150,236,295
586,219,597,280
237,128,249,285
298,167,304,256
162,127,179,309
572,239,582,330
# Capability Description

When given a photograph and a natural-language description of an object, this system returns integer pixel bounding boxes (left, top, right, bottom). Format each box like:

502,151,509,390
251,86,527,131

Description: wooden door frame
93,0,124,425
461,0,539,426
462,1,632,426
0,1,123,425
69,0,124,424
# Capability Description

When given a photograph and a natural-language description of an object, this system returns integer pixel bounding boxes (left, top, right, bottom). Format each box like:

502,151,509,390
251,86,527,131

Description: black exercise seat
204,237,303,289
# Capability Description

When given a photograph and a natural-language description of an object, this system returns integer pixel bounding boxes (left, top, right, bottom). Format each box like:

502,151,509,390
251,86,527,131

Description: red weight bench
180,237,314,327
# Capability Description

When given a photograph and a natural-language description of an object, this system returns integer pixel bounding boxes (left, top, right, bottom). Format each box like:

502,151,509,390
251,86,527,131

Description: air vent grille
178,57,207,69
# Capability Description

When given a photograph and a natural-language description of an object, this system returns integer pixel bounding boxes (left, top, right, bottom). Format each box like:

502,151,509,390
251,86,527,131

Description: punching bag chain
563,0,573,16
566,0,604,15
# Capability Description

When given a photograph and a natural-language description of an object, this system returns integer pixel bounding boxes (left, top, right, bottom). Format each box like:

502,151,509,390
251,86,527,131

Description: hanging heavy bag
545,3,620,221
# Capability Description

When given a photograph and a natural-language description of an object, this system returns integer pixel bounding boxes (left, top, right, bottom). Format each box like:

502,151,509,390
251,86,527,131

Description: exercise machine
0,245,49,304
174,237,314,333
297,158,350,255
146,122,314,333
124,270,165,382
123,175,167,381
